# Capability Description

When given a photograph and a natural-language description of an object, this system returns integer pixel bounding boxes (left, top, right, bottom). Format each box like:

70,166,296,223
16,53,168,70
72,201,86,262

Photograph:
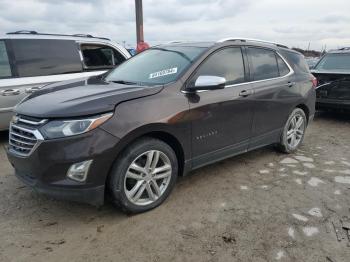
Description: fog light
67,160,93,182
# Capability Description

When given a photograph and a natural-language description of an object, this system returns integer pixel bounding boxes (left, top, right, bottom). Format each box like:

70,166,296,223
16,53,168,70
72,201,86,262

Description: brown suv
6,38,316,213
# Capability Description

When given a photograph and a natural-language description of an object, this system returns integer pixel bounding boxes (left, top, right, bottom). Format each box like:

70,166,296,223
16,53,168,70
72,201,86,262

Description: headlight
40,113,113,139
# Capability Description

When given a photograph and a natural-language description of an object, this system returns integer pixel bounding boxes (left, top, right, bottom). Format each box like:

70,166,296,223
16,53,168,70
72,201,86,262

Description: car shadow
0,130,8,143
314,110,350,122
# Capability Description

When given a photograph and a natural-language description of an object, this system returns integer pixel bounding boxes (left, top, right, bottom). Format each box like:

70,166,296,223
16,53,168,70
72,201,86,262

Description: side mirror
189,75,226,92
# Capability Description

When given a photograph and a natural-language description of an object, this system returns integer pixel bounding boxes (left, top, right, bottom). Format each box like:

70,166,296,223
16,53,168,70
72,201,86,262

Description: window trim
182,46,294,93
78,41,128,71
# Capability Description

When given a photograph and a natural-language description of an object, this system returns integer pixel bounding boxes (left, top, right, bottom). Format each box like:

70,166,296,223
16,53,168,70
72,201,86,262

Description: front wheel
277,108,307,153
108,138,178,213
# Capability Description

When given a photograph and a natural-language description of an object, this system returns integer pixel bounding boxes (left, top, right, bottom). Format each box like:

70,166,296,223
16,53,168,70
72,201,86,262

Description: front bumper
316,98,350,110
15,169,105,206
6,128,120,206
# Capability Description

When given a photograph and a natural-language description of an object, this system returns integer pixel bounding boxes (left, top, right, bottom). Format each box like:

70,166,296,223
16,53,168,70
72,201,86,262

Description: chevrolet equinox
6,38,316,213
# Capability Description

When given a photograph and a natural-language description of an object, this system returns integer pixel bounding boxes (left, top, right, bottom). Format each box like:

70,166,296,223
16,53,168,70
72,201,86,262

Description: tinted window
191,47,245,86
249,48,279,81
315,53,350,71
277,55,290,76
279,50,310,74
105,46,205,86
12,39,82,77
0,41,12,78
81,44,126,69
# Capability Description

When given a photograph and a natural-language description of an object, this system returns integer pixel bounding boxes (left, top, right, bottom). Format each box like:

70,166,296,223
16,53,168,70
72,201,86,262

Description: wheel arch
106,124,187,180
295,103,310,123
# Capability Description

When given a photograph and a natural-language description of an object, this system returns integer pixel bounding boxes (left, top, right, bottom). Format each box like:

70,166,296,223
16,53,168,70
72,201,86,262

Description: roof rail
6,31,110,41
217,37,288,48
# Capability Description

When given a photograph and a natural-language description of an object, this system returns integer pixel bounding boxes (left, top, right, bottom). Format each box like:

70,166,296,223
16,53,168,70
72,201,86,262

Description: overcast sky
1,0,349,50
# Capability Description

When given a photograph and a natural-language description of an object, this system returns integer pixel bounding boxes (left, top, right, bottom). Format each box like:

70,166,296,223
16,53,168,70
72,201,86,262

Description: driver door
186,47,255,168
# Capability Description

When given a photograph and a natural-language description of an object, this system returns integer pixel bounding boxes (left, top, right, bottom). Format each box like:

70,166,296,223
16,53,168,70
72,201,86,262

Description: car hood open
312,70,350,100
15,76,163,118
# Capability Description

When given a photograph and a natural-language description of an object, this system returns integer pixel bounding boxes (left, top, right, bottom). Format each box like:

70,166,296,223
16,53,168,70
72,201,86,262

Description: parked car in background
127,48,137,56
6,38,316,213
305,57,319,69
312,47,350,111
0,31,131,131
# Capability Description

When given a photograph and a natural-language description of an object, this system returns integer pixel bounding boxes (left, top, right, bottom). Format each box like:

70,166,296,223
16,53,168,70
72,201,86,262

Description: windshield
315,53,350,71
105,46,206,85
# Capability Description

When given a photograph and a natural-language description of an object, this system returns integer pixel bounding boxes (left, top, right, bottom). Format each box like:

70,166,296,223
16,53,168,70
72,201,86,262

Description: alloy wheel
124,150,172,206
286,113,305,148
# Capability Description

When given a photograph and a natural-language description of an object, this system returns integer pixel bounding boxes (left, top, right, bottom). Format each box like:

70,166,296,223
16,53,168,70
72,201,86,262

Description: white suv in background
0,31,131,130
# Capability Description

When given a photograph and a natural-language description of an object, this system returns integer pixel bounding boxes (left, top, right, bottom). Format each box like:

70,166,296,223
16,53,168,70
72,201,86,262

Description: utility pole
135,0,144,44
135,0,149,53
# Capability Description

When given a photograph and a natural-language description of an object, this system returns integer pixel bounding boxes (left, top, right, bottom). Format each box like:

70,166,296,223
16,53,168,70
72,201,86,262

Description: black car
312,47,350,111
6,38,316,213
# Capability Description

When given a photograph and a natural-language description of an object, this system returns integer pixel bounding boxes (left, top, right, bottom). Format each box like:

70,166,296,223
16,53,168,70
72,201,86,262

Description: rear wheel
108,138,178,213
277,108,307,153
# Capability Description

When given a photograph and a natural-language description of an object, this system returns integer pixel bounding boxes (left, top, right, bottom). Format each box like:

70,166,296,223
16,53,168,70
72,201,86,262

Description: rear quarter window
11,39,82,77
279,49,310,74
276,55,290,76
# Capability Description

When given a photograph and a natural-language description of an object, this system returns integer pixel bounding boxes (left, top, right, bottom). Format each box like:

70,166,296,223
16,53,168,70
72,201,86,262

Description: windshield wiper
111,80,138,85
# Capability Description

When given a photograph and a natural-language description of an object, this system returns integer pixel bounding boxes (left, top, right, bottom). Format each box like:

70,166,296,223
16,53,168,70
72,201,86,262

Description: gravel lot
0,112,350,262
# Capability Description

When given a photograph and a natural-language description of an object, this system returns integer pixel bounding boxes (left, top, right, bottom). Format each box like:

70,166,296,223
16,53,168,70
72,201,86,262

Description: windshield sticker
149,67,178,79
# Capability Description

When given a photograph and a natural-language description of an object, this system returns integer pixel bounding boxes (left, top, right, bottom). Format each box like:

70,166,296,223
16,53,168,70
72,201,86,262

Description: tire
108,137,178,213
277,108,307,153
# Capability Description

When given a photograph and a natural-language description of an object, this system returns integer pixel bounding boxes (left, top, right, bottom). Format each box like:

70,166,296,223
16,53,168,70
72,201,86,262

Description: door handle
25,86,43,94
1,89,20,96
239,90,254,97
288,81,295,88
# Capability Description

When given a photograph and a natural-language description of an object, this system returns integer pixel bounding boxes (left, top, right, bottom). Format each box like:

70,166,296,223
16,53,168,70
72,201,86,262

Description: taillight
311,76,318,88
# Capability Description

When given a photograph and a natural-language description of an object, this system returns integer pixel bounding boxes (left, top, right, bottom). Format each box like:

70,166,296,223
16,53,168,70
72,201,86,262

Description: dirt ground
0,111,349,262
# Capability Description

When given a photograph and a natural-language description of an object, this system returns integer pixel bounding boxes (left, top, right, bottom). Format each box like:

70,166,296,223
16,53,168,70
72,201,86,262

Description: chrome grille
8,115,46,157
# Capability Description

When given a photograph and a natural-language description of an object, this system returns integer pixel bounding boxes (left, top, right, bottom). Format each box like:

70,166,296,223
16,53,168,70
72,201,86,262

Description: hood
15,76,163,118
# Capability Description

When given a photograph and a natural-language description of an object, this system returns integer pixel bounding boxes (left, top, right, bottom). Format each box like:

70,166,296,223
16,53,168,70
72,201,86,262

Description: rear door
187,47,255,168
246,47,296,149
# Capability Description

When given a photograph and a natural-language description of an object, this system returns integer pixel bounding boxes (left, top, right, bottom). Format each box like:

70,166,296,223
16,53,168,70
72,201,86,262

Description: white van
0,31,131,130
